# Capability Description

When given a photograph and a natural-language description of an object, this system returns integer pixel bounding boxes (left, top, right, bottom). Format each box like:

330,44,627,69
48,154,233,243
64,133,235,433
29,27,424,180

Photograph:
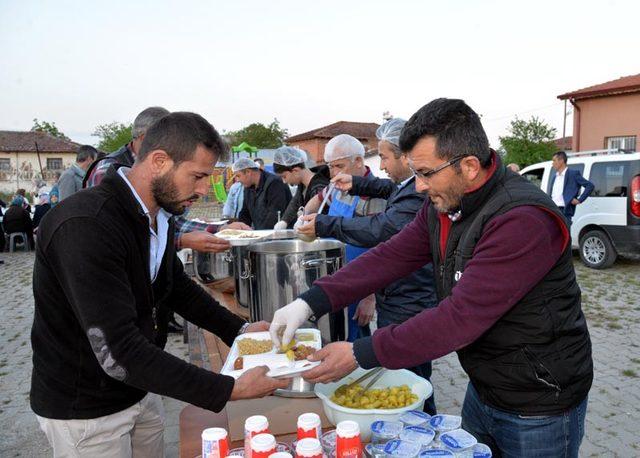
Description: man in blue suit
549,151,594,225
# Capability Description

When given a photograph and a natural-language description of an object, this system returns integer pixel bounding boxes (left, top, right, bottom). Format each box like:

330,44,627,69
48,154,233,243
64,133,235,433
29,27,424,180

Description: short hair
553,151,568,163
137,112,229,165
254,158,265,166
132,106,170,139
379,140,404,159
399,98,491,167
273,162,306,174
77,145,98,162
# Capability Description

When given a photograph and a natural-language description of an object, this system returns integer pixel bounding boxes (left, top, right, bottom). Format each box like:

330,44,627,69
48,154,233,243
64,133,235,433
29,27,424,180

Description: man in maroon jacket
270,99,593,457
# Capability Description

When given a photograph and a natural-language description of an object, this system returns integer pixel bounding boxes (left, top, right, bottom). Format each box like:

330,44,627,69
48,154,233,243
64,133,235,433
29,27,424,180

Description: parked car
520,149,640,269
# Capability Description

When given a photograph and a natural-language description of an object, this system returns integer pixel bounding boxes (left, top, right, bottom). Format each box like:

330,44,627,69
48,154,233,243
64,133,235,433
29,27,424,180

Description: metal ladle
295,182,336,242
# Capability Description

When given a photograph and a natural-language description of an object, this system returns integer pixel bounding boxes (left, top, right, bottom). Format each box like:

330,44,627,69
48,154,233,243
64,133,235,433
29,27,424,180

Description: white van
520,149,640,269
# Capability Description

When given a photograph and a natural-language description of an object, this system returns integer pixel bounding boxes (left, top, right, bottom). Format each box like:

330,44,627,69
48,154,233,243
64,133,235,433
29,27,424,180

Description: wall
289,137,378,164
0,151,76,193
573,92,640,151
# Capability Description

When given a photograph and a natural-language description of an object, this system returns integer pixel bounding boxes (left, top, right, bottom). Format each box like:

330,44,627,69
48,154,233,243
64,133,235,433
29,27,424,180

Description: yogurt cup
370,421,404,444
472,443,492,458
399,426,435,449
365,443,387,458
383,439,422,458
228,448,245,457
398,411,431,428
320,430,337,454
439,429,477,458
428,415,461,434
418,450,454,457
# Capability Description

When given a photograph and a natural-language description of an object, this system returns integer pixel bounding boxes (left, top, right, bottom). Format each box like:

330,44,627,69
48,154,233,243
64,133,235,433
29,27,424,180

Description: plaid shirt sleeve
174,216,217,249
85,159,114,188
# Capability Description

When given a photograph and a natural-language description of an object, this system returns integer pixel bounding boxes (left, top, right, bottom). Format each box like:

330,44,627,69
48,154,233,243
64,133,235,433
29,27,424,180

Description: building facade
0,131,79,194
558,74,640,152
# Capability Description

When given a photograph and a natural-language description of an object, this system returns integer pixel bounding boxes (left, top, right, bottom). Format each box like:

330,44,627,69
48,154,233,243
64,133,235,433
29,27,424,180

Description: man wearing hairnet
301,134,386,343
232,157,292,229
272,146,330,229
296,120,438,414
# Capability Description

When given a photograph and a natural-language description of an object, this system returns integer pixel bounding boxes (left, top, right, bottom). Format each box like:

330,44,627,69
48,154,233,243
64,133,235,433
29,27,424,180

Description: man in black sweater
31,112,287,457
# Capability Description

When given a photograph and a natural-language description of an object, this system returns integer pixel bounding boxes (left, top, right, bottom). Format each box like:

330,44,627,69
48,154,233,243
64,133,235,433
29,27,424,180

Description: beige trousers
36,393,165,458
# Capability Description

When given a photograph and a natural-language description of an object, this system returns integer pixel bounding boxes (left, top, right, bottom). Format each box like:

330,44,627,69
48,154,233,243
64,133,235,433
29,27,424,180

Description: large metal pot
193,250,233,284
246,239,345,398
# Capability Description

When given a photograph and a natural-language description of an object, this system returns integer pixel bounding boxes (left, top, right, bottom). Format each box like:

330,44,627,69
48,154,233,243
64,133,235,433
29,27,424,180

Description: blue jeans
377,316,436,416
461,382,587,457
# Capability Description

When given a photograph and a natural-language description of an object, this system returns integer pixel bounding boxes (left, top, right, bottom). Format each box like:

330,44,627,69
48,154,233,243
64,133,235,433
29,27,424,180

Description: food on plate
216,229,262,239
237,338,273,356
233,357,244,370
330,384,418,410
293,344,316,361
295,333,316,342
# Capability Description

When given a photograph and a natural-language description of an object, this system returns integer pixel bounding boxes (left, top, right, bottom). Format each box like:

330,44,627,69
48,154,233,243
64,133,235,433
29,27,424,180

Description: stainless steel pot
231,245,252,308
193,250,233,284
246,239,345,398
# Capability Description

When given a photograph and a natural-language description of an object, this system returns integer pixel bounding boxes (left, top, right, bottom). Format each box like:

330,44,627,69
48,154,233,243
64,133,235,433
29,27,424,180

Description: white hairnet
376,118,406,148
273,146,307,166
232,157,260,173
323,134,365,162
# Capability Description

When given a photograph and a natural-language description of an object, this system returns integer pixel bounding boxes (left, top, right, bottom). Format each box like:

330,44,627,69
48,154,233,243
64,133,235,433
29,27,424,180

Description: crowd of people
15,99,596,457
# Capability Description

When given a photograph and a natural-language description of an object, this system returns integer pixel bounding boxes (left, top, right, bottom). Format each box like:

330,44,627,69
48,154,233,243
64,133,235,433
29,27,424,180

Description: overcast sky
1,0,638,149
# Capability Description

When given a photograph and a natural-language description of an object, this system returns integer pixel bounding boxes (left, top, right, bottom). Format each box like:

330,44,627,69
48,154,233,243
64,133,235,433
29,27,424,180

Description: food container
365,443,387,458
295,438,324,458
399,426,435,450
320,430,337,455
439,429,476,457
383,439,421,458
314,368,433,442
202,427,230,458
370,421,403,444
297,413,322,440
472,443,492,458
244,416,270,458
398,411,431,428
336,421,362,458
193,250,234,284
221,329,321,379
428,416,461,435
251,434,277,458
418,450,454,457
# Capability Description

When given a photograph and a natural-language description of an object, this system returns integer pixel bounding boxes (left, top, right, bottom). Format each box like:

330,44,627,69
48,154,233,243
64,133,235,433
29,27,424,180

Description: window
47,158,63,170
522,167,544,189
590,161,630,197
0,158,10,171
606,136,636,151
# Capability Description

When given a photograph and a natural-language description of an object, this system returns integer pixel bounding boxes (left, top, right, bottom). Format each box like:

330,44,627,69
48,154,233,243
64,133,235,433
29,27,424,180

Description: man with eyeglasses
271,99,593,457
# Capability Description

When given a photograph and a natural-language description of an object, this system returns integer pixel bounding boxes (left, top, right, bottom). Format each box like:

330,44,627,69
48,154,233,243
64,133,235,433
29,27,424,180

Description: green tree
92,122,133,152
499,116,557,168
31,118,70,141
226,119,288,149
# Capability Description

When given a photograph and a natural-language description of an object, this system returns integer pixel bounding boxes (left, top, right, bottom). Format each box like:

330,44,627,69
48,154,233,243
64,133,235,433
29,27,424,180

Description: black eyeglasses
409,155,466,181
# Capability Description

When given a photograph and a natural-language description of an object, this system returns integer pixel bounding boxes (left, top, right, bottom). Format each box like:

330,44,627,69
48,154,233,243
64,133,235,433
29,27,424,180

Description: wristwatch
238,322,251,335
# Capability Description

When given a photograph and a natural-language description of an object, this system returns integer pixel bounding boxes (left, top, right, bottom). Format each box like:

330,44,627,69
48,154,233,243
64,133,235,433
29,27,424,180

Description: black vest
427,158,593,415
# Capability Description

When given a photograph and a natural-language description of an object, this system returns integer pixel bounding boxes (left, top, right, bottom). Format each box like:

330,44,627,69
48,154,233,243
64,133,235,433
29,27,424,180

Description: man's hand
244,321,270,333
303,342,359,384
296,214,317,238
353,294,376,326
269,299,313,349
571,198,580,206
230,366,290,400
331,173,353,192
180,231,230,252
274,220,288,230
222,221,252,230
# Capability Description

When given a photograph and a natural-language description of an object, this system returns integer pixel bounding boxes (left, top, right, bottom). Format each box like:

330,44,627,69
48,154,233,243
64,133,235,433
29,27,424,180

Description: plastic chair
8,232,30,252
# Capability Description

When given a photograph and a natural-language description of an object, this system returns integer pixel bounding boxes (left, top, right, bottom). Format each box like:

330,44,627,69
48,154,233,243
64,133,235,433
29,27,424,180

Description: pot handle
300,258,328,269
240,258,252,279
223,251,234,263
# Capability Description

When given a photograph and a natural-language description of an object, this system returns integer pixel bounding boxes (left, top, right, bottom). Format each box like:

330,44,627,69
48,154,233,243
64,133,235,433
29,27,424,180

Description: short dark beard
151,171,197,215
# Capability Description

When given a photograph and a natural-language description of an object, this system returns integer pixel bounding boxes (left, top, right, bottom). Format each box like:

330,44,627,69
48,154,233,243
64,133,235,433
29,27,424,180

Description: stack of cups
335,421,362,458
245,416,270,458
202,427,230,458
296,438,324,458
251,434,277,458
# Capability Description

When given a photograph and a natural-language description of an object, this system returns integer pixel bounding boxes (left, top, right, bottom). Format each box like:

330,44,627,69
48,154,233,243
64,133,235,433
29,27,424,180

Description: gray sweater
58,163,85,201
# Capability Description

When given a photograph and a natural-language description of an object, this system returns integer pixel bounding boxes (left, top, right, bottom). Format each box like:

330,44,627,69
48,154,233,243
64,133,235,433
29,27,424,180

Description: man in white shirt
549,151,594,225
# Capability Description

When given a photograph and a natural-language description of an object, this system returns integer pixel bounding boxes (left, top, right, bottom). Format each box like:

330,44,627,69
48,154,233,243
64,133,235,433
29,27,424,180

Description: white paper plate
221,329,321,379
214,229,274,246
